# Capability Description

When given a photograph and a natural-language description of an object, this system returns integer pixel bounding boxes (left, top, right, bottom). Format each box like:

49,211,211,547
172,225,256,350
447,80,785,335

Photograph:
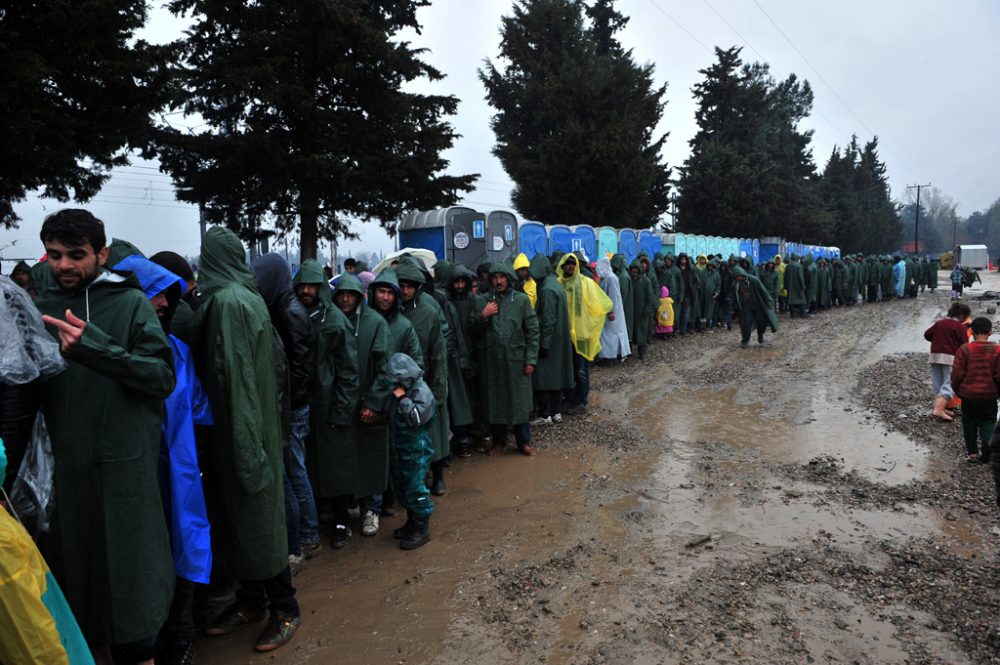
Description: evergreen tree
0,1,165,227
676,47,820,242
480,0,671,229
150,0,476,259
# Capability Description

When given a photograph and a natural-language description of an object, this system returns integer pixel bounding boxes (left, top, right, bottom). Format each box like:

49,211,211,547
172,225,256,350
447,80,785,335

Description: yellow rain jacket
775,255,787,297
556,254,613,361
696,254,708,271
513,253,536,307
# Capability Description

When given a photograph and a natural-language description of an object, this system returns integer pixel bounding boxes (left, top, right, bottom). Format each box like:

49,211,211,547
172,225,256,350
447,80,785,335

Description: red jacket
924,318,968,360
951,342,1000,401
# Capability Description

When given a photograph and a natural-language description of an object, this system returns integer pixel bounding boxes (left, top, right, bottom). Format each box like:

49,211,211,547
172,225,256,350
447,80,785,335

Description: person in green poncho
557,253,612,414
529,254,573,423
293,260,360,544
10,260,37,298
630,257,656,354
393,260,450,487
193,227,299,653
697,259,721,328
784,253,808,318
471,262,540,455
731,266,779,347
335,270,409,544
447,263,488,453
35,210,176,662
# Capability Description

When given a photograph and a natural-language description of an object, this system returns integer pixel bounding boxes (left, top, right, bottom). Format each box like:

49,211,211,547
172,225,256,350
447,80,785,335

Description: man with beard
114,254,213,665
195,227,299,653
472,263,539,455
35,209,176,664
292,260,359,545
349,269,421,540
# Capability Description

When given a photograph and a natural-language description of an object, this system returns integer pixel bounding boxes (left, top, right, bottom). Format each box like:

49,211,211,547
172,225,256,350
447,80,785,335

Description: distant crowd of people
0,207,947,665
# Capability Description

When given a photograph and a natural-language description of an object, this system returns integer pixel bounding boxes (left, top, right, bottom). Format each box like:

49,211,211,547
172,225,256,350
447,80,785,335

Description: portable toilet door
639,229,662,258
549,225,574,256
727,237,739,259
738,238,752,259
660,233,676,257
674,233,687,257
618,229,638,264
571,225,597,262
752,239,760,265
444,208,489,265
694,235,707,259
518,220,548,260
597,226,618,259
486,210,518,262
398,207,482,262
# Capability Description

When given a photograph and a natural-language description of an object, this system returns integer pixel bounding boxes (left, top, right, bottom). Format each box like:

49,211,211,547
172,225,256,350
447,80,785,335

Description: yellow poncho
775,255,787,297
513,252,537,307
556,254,612,361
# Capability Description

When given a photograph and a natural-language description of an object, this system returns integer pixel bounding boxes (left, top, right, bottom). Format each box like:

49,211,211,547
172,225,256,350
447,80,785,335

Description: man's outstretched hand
43,309,86,353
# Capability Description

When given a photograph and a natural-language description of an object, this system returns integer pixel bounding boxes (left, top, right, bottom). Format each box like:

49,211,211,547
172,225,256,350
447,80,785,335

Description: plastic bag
0,275,65,385
9,412,56,537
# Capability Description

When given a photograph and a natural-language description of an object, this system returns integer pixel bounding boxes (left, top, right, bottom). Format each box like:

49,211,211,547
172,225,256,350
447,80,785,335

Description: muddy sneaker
361,510,380,536
454,440,472,458
331,524,352,549
517,443,536,457
474,436,491,453
288,553,305,577
531,415,552,426
552,413,563,423
204,604,266,636
254,612,300,652
301,541,322,559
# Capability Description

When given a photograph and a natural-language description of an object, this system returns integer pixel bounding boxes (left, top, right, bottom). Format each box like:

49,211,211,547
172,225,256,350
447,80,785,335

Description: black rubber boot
393,518,415,540
400,517,430,550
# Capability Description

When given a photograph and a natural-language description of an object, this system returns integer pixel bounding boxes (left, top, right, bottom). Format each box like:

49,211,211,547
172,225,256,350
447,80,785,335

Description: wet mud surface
202,272,1000,664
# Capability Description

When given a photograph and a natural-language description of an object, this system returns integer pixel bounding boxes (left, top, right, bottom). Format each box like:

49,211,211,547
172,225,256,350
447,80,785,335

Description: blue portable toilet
695,235,708,258
398,206,485,264
597,226,618,259
571,225,598,261
618,229,638,264
485,210,519,262
518,220,548,260
752,239,760,265
674,233,687,256
739,238,752,259
549,225,574,255
759,236,783,261
727,237,740,258
660,233,676,257
639,229,661,258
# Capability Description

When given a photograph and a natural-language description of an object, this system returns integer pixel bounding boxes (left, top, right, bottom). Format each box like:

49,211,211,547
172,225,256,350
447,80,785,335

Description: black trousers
536,389,562,418
236,566,299,617
491,423,531,446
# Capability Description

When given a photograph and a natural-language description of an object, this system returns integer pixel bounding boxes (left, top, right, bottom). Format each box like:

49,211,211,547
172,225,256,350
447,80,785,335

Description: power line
644,0,712,53
701,0,766,62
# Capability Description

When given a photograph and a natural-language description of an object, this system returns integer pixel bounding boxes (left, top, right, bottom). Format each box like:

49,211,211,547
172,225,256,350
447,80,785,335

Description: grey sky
5,0,999,269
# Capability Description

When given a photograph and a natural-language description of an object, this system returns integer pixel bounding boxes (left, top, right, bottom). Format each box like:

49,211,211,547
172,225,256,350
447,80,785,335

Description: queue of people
0,208,943,665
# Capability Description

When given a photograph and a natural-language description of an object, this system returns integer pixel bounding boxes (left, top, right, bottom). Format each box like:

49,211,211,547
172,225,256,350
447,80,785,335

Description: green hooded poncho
295,260,361,498
191,226,286,581
784,254,806,306
530,254,574,391
470,262,540,425
395,259,450,461
731,266,779,333
36,261,176,644
629,257,656,347
697,262,721,322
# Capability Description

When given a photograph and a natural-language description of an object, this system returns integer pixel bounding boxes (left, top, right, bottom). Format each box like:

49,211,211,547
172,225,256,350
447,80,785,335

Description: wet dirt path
202,273,1000,664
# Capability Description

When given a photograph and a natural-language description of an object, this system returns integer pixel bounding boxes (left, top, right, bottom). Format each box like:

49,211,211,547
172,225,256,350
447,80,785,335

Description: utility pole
907,183,930,254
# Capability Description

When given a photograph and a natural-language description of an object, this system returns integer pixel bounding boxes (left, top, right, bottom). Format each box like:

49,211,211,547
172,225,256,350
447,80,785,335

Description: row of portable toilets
397,207,840,269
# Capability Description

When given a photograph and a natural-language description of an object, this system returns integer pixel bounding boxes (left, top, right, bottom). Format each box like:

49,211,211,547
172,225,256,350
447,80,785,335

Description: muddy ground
201,271,1000,665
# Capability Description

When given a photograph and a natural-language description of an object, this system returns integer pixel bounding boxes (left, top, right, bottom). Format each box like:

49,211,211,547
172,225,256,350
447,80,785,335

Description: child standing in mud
950,317,1000,462
924,302,971,421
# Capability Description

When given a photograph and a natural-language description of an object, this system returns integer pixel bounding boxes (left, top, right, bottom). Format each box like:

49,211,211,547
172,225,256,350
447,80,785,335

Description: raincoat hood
432,260,453,289
595,257,613,280
12,260,32,277
629,257,643,272
295,258,334,309
513,253,531,271
369,268,402,316
528,254,552,281
395,255,429,287
384,352,423,390
447,263,476,290
610,254,628,273
335,271,365,297
198,226,256,296
251,253,293,309
105,237,145,267
115,254,185,334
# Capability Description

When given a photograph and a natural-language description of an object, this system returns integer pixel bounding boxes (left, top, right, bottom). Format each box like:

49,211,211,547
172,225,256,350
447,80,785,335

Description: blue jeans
679,299,692,333
571,353,590,407
284,405,319,545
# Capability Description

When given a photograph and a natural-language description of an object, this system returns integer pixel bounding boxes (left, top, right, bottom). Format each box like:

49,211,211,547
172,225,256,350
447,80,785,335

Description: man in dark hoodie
251,254,318,565
10,260,36,298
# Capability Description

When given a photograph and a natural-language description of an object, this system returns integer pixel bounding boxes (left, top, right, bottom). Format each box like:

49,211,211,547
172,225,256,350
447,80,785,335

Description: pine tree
0,1,165,227
149,0,476,259
480,0,671,229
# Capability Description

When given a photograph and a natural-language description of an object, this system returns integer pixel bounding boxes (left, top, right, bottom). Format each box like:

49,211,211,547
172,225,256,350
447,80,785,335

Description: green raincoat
530,254,574,391
191,226,286,581
630,258,656,347
731,266,780,333
697,264,721,321
470,263,540,425
294,260,361,498
784,255,806,306
395,260,450,461
36,266,175,645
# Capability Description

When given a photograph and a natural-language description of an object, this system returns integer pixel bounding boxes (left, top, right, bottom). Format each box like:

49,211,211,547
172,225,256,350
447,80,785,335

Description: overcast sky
5,0,999,268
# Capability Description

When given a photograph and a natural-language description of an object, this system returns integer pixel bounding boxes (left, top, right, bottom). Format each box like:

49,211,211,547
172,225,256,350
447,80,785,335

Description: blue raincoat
115,256,213,583
892,259,906,298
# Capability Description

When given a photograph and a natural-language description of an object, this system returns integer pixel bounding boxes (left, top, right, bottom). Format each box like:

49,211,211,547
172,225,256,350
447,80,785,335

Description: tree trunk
299,191,319,262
